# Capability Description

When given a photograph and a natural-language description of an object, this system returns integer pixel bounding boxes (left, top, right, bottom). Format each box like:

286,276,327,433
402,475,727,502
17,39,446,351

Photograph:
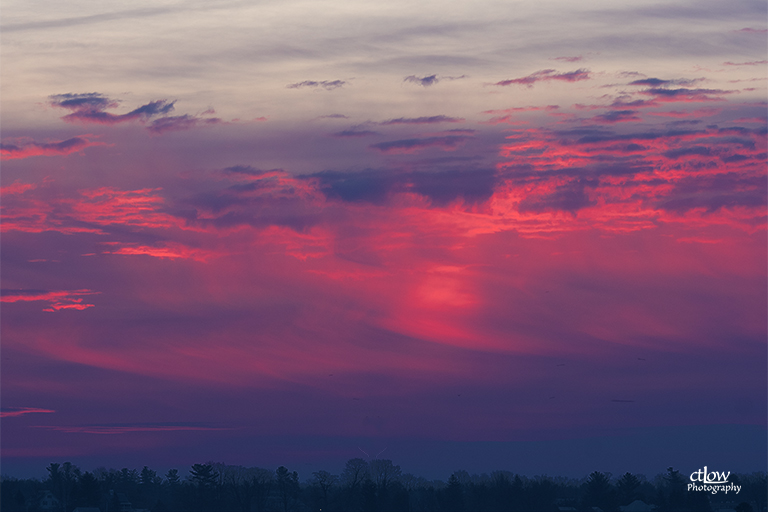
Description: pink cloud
0,136,104,160
0,186,182,235
0,407,56,418
1,289,99,312
106,243,217,262
33,424,233,434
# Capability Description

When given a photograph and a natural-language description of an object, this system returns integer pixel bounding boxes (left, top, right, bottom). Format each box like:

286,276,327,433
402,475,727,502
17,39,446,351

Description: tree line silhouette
1,459,765,512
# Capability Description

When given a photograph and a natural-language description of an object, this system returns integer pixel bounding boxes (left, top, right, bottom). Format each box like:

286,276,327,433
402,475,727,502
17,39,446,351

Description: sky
1,0,766,480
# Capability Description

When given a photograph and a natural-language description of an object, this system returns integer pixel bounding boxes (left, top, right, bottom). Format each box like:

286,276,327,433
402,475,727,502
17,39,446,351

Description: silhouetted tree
189,463,220,511
46,462,63,505
165,468,180,486
370,459,401,488
312,470,338,510
489,470,513,511
362,478,377,512
275,466,299,512
342,458,370,510
10,459,758,512
527,476,558,512
583,471,615,512
249,467,274,512
734,473,767,512
663,467,687,512
190,463,219,489
342,458,370,490
441,473,464,512
74,471,101,508
46,461,81,511
616,472,641,505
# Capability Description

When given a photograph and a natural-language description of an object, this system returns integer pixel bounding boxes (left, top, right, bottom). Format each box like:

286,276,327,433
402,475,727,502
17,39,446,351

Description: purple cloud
308,168,496,206
641,87,732,102
403,75,466,86
590,110,642,124
495,69,590,87
380,115,464,125
50,93,175,125
147,115,222,134
369,135,470,154
404,75,439,86
332,130,379,137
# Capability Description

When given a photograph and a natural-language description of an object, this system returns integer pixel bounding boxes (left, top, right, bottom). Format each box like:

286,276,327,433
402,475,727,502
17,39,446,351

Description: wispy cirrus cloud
482,105,560,124
287,80,346,90
588,110,642,124
104,242,216,262
723,60,768,66
0,289,99,312
641,87,733,103
0,136,105,160
370,135,470,154
553,56,583,62
628,77,703,87
380,115,464,125
494,69,590,87
1,407,55,418
148,115,222,134
332,129,379,137
34,422,233,434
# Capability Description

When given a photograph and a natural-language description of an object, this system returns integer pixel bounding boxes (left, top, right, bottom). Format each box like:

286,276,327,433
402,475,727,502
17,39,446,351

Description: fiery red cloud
1,289,99,312
1,186,183,234
0,136,105,160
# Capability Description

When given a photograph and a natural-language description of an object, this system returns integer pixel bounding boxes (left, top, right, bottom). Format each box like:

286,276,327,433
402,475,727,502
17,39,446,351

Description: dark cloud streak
495,69,590,87
287,80,346,90
370,136,470,153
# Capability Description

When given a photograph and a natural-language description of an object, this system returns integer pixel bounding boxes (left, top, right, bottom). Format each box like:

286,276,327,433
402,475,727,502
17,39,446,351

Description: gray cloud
380,115,464,125
287,80,346,90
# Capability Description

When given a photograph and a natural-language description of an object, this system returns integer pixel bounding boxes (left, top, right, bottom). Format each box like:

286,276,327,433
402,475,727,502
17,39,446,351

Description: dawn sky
1,0,766,479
